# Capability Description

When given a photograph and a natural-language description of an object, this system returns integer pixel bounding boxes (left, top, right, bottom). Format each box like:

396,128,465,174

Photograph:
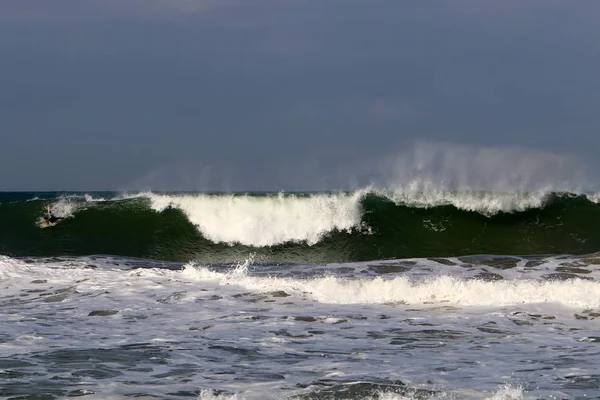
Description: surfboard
40,217,63,229
40,220,56,229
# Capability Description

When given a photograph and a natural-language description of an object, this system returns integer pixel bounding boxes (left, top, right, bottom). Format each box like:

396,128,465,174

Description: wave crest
147,192,365,246
375,182,554,215
182,264,600,308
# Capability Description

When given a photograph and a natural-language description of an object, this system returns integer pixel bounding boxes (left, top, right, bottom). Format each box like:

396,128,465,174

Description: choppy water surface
3,254,600,399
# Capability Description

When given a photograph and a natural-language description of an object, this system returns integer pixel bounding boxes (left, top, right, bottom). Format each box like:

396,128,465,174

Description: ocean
2,190,600,399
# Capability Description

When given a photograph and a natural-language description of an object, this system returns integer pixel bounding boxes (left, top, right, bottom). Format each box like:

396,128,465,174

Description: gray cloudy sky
1,0,599,191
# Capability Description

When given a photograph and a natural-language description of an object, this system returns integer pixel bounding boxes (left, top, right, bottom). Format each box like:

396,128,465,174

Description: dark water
2,191,600,263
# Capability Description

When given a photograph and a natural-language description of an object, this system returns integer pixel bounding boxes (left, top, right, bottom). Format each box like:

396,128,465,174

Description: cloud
289,97,420,123
257,31,317,57
369,99,418,121
0,0,223,21
431,0,576,18
102,0,223,15
122,161,233,192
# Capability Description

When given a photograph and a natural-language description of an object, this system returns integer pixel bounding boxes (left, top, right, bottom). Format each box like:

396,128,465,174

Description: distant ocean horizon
3,188,600,398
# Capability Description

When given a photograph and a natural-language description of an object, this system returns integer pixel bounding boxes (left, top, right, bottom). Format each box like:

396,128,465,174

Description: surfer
42,206,62,224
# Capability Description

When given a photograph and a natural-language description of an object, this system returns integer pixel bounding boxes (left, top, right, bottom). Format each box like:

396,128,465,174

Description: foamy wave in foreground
196,383,525,400
146,192,365,246
6,255,596,309
181,264,600,309
0,255,28,280
1,254,578,399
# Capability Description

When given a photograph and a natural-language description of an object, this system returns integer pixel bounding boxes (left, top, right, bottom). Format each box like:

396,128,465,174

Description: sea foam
376,181,554,215
181,264,600,309
146,192,365,246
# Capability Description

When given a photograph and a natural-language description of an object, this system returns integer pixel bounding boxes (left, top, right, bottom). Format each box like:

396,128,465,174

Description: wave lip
146,191,365,246
375,181,556,215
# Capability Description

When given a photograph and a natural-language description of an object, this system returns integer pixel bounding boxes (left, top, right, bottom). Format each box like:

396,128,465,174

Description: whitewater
3,189,600,398
146,191,364,246
3,253,600,399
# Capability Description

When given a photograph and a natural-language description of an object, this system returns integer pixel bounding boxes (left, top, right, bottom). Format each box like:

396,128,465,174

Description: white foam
376,181,552,215
49,197,79,218
82,193,107,202
41,193,107,219
146,192,365,246
0,255,30,280
0,255,594,398
198,390,243,400
585,192,600,203
194,381,527,400
182,265,600,308
484,384,525,400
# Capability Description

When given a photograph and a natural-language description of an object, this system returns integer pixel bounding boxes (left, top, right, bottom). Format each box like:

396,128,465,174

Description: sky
1,0,599,191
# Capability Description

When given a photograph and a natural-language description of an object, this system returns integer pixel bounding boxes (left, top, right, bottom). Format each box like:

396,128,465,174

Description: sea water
2,191,600,398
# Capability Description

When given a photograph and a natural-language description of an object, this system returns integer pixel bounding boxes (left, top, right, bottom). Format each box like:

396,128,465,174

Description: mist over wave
123,142,590,194
374,142,584,192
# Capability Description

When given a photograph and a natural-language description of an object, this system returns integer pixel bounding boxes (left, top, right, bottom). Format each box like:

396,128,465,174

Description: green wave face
1,191,600,263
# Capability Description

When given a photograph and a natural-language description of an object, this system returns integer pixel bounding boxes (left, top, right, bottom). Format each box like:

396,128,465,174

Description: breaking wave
2,188,600,262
